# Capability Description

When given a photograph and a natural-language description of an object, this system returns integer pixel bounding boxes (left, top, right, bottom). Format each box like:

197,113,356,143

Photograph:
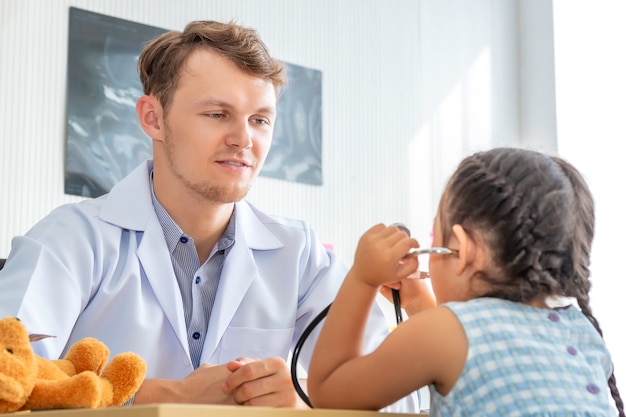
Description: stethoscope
290,298,403,408
289,224,456,407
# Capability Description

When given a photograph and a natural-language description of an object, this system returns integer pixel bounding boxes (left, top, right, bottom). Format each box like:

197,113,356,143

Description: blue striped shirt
150,174,235,368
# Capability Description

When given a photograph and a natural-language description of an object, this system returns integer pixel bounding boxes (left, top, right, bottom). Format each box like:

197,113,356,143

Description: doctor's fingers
187,363,232,384
181,364,237,404
222,356,287,393
224,356,262,374
227,362,300,407
235,384,302,408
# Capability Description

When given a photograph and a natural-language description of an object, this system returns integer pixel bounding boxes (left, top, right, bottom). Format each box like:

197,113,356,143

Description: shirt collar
149,170,236,255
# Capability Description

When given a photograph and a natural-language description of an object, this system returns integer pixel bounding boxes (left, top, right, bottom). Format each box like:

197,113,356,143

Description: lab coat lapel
202,237,257,358
100,160,190,359
201,202,282,361
137,218,189,358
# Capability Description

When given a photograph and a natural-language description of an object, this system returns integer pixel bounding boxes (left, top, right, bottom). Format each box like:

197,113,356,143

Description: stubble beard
163,131,252,204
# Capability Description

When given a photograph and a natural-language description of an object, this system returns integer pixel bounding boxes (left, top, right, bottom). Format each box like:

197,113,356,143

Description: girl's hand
380,278,436,317
350,224,418,288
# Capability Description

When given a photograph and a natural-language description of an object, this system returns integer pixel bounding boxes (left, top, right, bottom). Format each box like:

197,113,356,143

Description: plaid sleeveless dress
428,298,614,417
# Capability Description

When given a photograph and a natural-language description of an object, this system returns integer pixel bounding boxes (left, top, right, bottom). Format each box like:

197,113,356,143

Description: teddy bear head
0,317,146,413
0,317,37,413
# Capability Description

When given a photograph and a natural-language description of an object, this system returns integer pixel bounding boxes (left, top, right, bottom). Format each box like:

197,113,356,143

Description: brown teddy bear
0,317,147,413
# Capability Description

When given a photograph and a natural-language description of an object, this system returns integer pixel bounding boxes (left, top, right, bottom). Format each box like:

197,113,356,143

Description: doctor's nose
225,120,253,149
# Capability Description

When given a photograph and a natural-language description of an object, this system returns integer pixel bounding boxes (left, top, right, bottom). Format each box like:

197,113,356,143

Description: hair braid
442,149,568,302
441,148,623,415
551,156,624,416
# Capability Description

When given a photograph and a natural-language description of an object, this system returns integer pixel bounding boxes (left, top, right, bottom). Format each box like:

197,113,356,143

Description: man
0,20,417,411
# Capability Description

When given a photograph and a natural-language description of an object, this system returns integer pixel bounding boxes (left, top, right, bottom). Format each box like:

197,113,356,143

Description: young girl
308,148,624,416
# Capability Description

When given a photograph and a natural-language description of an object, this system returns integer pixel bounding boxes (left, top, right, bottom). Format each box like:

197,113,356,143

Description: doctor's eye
251,117,270,126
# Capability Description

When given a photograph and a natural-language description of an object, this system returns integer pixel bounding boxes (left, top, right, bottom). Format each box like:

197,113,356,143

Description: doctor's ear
146,111,159,128
136,96,162,137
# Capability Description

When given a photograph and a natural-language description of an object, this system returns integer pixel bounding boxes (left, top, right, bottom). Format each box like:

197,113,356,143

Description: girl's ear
451,224,484,276
136,96,163,141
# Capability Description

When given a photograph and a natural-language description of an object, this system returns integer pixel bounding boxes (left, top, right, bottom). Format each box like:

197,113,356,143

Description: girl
308,148,624,416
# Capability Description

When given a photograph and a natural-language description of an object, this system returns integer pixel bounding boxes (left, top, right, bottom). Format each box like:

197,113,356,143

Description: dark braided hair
439,148,623,415
440,148,574,301
551,156,624,416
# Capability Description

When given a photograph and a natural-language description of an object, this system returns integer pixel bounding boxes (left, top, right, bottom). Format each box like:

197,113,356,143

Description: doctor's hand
222,357,309,408
134,363,237,405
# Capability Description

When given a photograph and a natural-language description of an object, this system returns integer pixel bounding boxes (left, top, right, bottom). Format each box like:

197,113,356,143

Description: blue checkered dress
428,298,614,417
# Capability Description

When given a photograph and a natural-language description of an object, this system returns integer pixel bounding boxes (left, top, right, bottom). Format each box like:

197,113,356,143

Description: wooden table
23,403,428,416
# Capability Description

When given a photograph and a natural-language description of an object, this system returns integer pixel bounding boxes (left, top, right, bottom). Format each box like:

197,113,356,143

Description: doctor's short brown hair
137,20,287,115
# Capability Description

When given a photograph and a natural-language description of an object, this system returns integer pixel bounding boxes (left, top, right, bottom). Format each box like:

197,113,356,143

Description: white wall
553,0,626,394
5,0,616,400
0,0,425,263
0,0,536,264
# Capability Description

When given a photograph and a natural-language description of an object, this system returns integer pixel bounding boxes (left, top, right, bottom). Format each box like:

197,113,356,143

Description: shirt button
180,236,189,243
195,276,201,284
547,312,560,322
192,332,201,340
586,383,600,394
567,346,577,356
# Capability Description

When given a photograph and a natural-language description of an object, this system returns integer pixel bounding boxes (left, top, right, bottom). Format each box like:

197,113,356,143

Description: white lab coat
0,160,418,412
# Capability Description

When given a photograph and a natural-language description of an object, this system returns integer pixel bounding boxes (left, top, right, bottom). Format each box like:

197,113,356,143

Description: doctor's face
157,48,277,203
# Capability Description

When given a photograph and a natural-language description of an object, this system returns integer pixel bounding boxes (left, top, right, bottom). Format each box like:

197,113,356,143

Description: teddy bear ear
6,317,56,341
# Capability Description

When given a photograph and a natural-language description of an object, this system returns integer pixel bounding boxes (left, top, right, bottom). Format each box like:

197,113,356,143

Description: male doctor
0,20,417,411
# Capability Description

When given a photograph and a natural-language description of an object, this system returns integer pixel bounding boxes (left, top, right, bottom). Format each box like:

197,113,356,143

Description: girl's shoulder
431,298,615,416
439,297,605,346
440,297,612,377
442,296,583,321
440,297,516,323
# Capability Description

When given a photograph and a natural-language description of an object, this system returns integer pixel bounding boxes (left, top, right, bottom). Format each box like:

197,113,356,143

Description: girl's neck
524,297,550,309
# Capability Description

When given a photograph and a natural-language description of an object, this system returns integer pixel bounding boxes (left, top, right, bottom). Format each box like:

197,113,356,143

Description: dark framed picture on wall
64,7,164,197
64,7,323,198
259,62,323,186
